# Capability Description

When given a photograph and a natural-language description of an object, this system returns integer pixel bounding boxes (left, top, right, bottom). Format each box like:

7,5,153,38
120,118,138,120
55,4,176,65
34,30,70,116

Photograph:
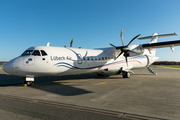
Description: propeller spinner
110,29,141,68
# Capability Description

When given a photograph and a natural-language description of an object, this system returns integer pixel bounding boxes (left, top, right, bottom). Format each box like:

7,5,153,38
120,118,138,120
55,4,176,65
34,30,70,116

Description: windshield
41,50,47,56
21,50,33,56
32,50,41,56
21,49,48,56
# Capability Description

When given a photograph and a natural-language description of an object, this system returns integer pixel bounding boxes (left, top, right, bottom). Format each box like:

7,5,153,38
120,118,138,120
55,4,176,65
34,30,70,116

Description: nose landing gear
23,81,34,86
23,77,34,86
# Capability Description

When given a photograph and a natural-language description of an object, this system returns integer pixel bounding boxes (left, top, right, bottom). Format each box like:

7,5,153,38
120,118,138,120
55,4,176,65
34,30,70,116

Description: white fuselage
3,46,158,78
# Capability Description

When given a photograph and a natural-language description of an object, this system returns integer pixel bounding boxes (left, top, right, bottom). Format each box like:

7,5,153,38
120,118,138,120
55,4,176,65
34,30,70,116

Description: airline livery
3,29,180,86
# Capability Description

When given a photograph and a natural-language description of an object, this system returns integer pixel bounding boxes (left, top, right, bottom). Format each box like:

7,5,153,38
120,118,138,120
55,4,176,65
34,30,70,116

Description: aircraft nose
2,61,14,74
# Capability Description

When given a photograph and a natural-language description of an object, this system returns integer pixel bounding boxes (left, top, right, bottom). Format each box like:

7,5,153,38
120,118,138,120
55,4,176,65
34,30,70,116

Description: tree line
0,62,7,65
153,61,180,65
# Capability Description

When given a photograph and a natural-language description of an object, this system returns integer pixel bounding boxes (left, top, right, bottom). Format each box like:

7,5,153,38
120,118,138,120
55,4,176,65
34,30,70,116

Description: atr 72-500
3,29,180,86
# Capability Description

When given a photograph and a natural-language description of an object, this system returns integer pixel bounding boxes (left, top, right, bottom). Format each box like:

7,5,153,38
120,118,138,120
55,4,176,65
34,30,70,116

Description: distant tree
153,61,180,65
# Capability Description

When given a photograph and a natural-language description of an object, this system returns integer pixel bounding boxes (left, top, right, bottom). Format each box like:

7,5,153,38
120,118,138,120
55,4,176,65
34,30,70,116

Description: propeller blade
116,51,123,59
70,38,73,47
124,54,129,69
121,29,124,46
109,43,116,47
127,34,141,46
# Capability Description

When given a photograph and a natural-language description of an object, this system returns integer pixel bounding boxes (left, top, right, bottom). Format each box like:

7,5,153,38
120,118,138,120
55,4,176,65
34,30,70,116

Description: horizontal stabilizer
138,33,177,40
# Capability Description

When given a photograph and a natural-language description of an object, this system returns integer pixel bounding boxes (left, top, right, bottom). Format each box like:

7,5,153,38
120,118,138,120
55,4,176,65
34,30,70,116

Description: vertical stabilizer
143,33,158,56
149,33,158,56
150,33,158,44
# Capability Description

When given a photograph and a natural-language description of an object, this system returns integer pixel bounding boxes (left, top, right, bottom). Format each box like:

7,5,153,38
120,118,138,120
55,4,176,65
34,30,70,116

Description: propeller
70,38,73,47
110,29,141,69
64,38,74,48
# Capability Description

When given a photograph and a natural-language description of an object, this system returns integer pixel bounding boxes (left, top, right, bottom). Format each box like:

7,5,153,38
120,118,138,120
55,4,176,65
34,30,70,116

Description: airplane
3,29,180,86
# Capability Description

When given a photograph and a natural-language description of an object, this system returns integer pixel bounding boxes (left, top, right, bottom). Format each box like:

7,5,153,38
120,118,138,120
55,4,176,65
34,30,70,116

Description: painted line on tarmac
107,83,148,88
0,86,16,89
94,82,107,85
53,79,87,83
93,81,148,88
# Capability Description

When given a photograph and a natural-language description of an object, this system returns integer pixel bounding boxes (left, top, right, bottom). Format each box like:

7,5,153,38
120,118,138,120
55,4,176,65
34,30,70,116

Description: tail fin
138,32,177,56
142,33,158,56
150,33,158,44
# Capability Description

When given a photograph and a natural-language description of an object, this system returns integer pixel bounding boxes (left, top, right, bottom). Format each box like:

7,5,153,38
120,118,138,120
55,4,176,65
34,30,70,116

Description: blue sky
1,0,180,61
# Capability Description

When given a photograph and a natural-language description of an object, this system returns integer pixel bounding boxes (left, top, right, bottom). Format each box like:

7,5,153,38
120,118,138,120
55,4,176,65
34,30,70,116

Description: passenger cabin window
41,50,47,56
91,57,93,60
21,50,33,56
32,50,41,56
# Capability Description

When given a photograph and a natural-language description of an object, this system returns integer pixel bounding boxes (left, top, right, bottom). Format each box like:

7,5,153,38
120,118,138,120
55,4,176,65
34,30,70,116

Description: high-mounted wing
141,40,180,49
138,32,180,51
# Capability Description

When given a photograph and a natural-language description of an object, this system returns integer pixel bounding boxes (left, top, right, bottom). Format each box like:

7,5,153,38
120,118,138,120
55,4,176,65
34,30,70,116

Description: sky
1,0,180,61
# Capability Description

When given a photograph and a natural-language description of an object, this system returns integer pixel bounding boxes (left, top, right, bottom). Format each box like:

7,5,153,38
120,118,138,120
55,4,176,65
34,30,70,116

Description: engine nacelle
126,44,144,57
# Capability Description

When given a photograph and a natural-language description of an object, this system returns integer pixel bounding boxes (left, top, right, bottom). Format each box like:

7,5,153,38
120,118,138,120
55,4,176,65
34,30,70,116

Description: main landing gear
122,72,131,78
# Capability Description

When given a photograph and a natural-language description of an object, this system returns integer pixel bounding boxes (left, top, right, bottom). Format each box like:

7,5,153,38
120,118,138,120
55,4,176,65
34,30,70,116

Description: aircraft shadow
0,72,153,96
32,82,93,96
0,73,104,96
34,73,111,83
0,73,108,86
0,74,23,86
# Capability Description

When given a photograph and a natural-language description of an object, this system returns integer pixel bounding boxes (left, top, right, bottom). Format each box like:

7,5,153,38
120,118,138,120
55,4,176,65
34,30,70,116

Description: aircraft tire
122,72,130,78
24,81,33,86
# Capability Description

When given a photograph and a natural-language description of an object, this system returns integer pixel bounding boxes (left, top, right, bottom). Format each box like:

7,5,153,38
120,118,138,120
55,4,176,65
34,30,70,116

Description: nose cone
2,61,14,74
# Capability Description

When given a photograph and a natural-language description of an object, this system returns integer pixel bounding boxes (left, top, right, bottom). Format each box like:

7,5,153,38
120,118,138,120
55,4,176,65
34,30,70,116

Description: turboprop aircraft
3,29,180,86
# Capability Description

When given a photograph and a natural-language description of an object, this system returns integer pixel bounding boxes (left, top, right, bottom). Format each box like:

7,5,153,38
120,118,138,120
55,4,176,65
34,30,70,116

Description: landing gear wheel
23,81,34,86
122,72,131,78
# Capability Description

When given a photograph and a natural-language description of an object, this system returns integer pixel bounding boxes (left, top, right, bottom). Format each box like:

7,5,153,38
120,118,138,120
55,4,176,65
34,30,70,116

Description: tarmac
0,67,180,120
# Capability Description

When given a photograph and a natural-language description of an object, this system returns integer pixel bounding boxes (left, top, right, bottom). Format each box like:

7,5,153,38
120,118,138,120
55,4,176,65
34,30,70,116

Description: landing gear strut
122,72,131,78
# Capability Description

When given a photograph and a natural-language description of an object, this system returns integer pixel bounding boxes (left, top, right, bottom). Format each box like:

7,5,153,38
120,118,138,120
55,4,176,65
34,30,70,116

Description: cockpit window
40,50,47,56
32,50,41,56
21,50,33,56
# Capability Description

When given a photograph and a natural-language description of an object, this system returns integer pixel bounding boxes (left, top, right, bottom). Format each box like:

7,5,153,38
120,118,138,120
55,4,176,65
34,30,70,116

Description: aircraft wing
140,40,180,49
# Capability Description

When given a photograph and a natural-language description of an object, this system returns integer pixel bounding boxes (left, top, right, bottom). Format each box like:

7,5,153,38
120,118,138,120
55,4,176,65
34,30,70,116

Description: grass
0,65,3,67
152,65,180,69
